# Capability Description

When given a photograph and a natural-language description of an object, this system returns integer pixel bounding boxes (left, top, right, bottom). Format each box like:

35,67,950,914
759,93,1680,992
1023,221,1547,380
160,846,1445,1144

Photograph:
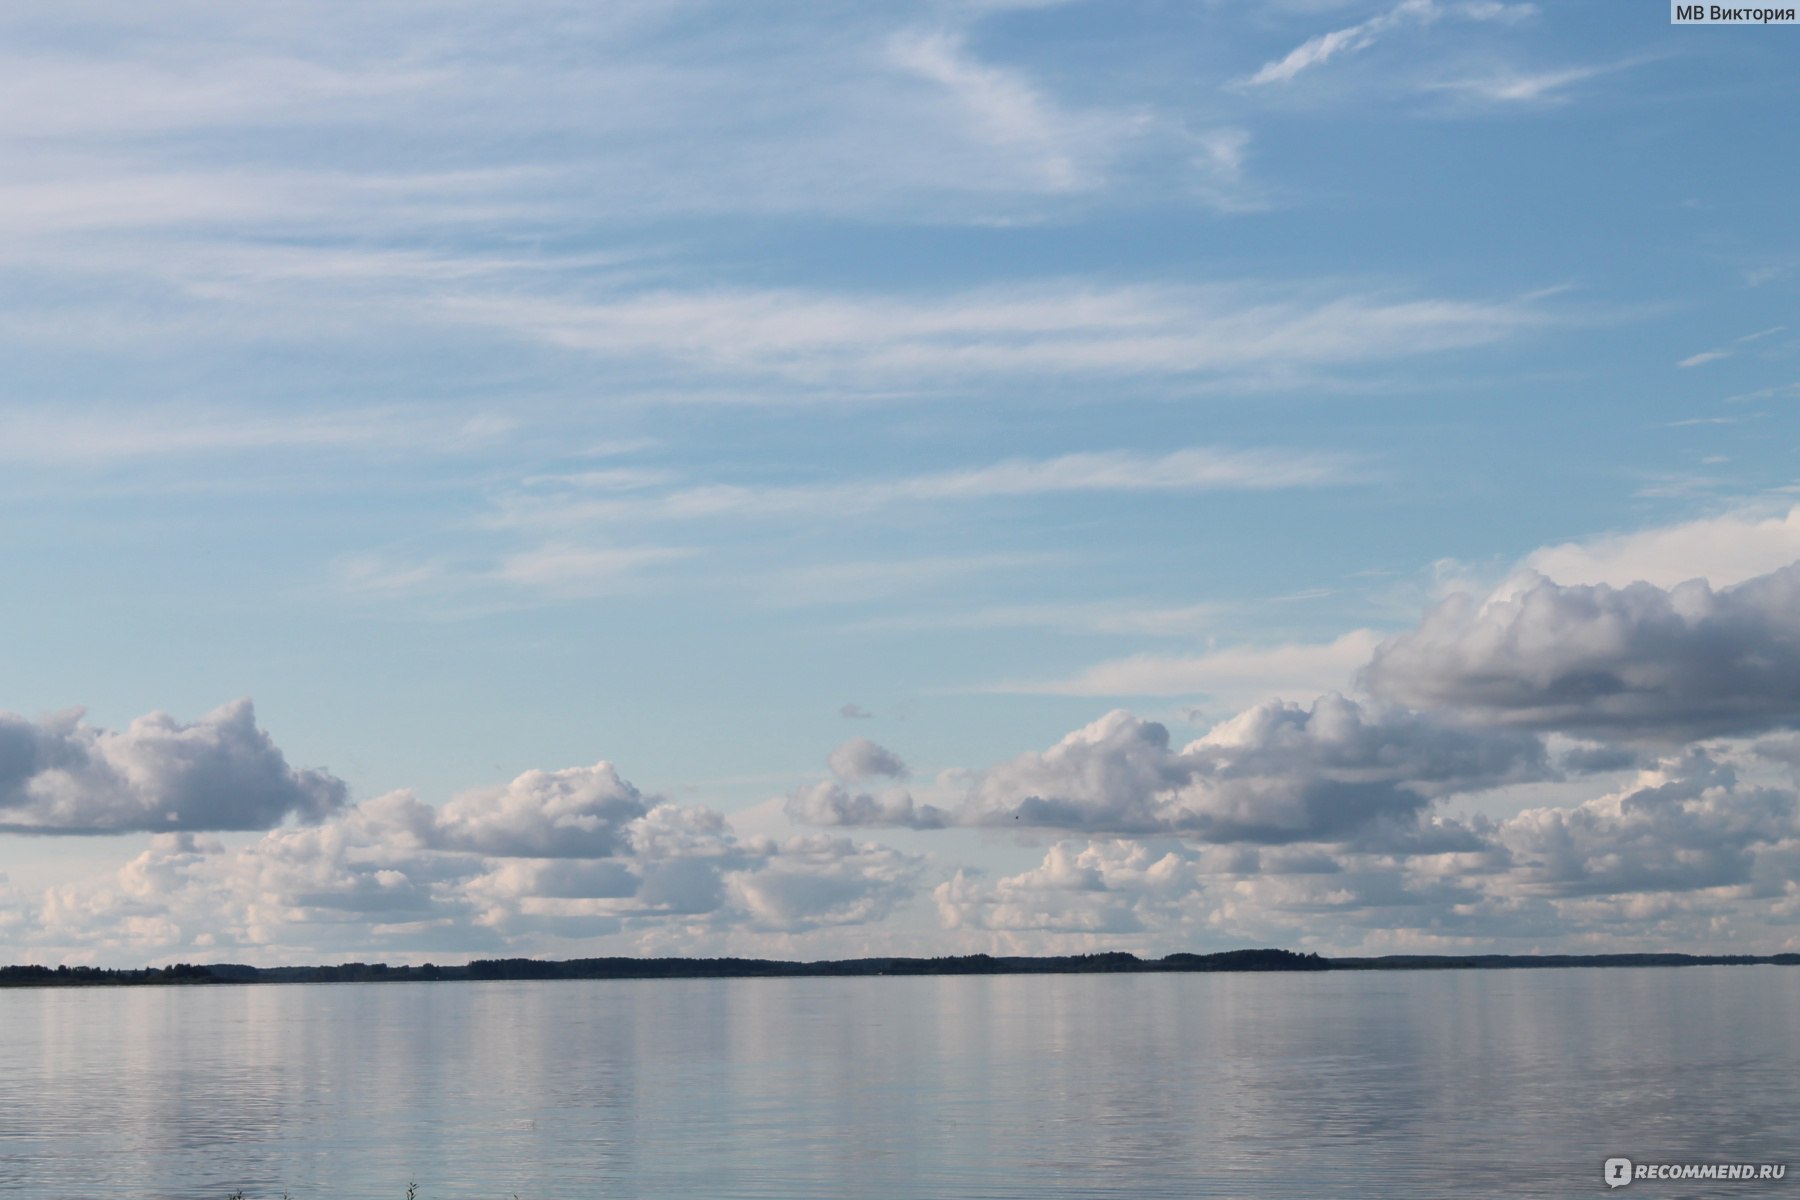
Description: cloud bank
14,546,1800,962
787,551,1800,955
19,758,925,963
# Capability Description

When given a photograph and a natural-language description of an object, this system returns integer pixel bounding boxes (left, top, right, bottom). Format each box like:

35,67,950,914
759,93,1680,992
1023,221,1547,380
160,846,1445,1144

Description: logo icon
1605,1158,1634,1188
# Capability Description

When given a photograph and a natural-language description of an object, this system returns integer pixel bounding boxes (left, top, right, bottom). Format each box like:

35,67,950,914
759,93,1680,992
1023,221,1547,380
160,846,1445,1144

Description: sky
2,0,1798,966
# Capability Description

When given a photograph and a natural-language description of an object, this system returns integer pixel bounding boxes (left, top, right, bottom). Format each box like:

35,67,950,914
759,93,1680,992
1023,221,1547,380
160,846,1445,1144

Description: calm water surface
0,969,1795,1199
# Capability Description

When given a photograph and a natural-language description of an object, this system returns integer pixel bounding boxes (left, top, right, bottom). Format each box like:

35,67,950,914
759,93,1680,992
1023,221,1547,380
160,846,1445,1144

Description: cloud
930,832,1499,944
1242,0,1436,88
0,6,1132,240
0,699,345,835
754,554,1055,608
1524,506,1800,591
0,406,487,465
784,737,945,829
935,840,1206,935
840,703,875,720
1192,127,1250,179
1185,127,1265,211
1679,350,1731,369
15,755,928,961
30,502,1800,959
927,751,1800,949
1423,61,1623,105
427,763,652,858
15,696,1800,960
1362,563,1800,741
850,600,1220,638
488,446,1364,530
729,834,922,931
886,29,1112,192
490,545,695,597
793,687,1546,850
926,733,1800,949
1676,325,1786,369
785,780,950,831
1240,0,1534,88
991,629,1380,702
828,737,910,782
334,541,694,608
452,281,1547,389
957,699,1544,844
1497,751,1798,897
0,3,1561,443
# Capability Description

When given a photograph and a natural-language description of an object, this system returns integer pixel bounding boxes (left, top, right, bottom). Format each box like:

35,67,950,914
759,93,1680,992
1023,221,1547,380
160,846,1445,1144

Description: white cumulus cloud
0,699,344,835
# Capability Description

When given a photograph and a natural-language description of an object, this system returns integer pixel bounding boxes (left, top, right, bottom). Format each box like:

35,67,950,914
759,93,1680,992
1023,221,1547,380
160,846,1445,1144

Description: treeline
1332,952,1800,970
464,948,1327,979
3,948,1796,988
0,948,1321,986
0,962,219,987
0,961,457,987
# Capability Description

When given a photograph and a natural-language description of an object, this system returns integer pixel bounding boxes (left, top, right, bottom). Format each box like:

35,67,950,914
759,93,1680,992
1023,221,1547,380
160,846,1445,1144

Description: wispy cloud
330,443,1365,612
1660,416,1749,428
0,406,510,466
754,554,1056,607
0,234,1553,393
886,29,1123,192
1423,60,1632,105
487,446,1367,529
1239,0,1535,89
1724,380,1800,404
1679,325,1787,369
982,630,1383,701
0,6,1562,407
336,542,694,606
849,601,1221,638
1185,127,1265,210
0,160,552,242
492,545,697,597
1680,350,1732,369
448,281,1549,387
0,3,1174,248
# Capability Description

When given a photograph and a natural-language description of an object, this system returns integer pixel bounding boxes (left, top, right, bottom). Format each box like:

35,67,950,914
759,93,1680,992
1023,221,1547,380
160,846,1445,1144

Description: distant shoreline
4,947,1798,988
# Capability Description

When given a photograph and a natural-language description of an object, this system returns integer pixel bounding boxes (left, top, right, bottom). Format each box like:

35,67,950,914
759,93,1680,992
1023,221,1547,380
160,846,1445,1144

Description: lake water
0,968,1795,1199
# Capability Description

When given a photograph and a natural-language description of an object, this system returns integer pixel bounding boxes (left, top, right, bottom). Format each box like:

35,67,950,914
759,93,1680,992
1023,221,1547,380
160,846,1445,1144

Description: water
0,968,1795,1199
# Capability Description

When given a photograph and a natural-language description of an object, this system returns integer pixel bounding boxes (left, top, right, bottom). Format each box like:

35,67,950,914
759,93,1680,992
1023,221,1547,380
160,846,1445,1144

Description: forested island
2,947,1797,987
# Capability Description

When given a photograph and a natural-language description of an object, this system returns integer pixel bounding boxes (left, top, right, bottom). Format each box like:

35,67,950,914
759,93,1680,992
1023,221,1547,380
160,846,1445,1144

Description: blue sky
2,0,1798,964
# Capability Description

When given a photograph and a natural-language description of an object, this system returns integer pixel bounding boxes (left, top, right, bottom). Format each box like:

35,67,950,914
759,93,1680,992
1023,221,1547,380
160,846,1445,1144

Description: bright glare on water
0,968,1796,1198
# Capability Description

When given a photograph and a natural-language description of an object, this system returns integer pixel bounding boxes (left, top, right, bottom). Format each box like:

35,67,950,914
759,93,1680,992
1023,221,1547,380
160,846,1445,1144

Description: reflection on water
0,968,1795,1198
